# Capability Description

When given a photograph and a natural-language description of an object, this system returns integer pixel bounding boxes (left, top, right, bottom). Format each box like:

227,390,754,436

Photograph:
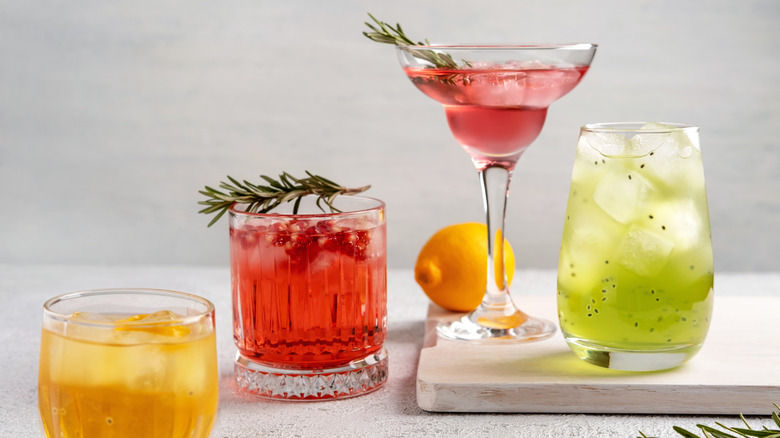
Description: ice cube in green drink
592,163,654,224
614,225,675,277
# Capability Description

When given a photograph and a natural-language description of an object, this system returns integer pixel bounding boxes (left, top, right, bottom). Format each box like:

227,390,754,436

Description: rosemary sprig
198,171,370,227
637,404,780,438
362,13,459,69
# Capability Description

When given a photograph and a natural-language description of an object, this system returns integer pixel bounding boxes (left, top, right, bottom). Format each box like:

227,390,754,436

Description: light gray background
2,0,778,271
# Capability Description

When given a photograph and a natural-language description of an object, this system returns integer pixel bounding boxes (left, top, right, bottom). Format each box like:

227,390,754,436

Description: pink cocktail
230,196,387,399
405,64,589,168
397,44,596,342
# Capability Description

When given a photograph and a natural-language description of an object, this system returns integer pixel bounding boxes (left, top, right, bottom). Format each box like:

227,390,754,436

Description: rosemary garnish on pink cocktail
363,13,459,69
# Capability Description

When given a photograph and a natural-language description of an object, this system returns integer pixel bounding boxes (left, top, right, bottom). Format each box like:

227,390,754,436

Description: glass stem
476,165,519,321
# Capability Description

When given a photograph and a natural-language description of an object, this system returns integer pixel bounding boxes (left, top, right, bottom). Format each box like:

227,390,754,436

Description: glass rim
396,43,597,50
582,122,699,134
229,195,385,219
42,288,215,328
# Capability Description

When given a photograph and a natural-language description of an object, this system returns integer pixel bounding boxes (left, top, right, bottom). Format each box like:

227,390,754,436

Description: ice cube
628,123,697,158
464,61,499,69
564,222,618,268
567,217,617,253
62,312,119,344
308,249,338,275
71,311,116,322
464,71,528,106
114,310,191,339
639,122,672,130
503,60,550,70
615,226,676,277
645,198,706,249
126,344,167,391
118,310,184,324
559,206,625,293
581,131,628,157
593,167,653,224
634,127,704,191
628,132,667,156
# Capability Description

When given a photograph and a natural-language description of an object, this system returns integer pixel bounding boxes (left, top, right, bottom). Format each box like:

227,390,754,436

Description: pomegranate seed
288,221,302,233
316,220,342,234
343,233,358,245
318,236,340,251
290,233,310,248
271,233,289,247
245,218,375,265
271,222,288,233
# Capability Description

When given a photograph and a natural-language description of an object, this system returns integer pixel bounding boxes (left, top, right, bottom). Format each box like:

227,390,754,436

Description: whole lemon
414,222,515,312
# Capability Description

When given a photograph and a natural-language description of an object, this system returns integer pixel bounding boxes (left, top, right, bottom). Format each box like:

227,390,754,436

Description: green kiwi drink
558,122,713,371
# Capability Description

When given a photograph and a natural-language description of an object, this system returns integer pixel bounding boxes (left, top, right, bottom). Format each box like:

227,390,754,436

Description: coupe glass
397,44,596,342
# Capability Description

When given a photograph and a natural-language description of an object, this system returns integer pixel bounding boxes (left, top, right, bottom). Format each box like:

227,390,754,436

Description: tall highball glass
558,123,713,371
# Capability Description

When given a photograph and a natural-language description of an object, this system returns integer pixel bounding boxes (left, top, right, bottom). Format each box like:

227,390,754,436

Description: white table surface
2,265,779,438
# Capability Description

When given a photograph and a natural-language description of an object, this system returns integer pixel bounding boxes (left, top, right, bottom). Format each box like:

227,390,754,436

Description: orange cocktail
38,288,218,438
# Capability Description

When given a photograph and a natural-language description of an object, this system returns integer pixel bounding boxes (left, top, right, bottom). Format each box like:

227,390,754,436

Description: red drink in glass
229,196,387,400
404,65,589,168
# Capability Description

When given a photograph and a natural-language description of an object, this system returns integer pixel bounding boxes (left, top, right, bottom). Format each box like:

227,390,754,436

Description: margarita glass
397,44,597,342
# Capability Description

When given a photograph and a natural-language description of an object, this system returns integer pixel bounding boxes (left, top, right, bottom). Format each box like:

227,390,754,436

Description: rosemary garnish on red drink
198,171,370,226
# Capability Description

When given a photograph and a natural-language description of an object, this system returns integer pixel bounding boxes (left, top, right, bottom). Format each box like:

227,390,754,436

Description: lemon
414,222,515,312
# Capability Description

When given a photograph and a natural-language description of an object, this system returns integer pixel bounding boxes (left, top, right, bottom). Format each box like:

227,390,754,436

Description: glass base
234,348,388,401
437,314,556,343
565,338,702,371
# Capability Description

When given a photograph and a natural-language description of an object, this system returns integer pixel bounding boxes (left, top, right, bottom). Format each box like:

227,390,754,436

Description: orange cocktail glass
38,288,218,438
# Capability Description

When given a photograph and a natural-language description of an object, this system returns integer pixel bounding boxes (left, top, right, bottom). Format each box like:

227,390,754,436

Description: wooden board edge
417,378,780,415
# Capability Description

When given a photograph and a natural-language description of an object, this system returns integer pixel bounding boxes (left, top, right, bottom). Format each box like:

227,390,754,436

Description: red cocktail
229,196,387,400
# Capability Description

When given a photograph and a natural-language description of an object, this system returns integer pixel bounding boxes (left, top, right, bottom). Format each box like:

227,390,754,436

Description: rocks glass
230,195,388,399
38,288,218,437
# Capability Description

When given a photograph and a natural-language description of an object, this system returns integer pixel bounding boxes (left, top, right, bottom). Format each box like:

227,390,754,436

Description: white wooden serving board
417,296,780,414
